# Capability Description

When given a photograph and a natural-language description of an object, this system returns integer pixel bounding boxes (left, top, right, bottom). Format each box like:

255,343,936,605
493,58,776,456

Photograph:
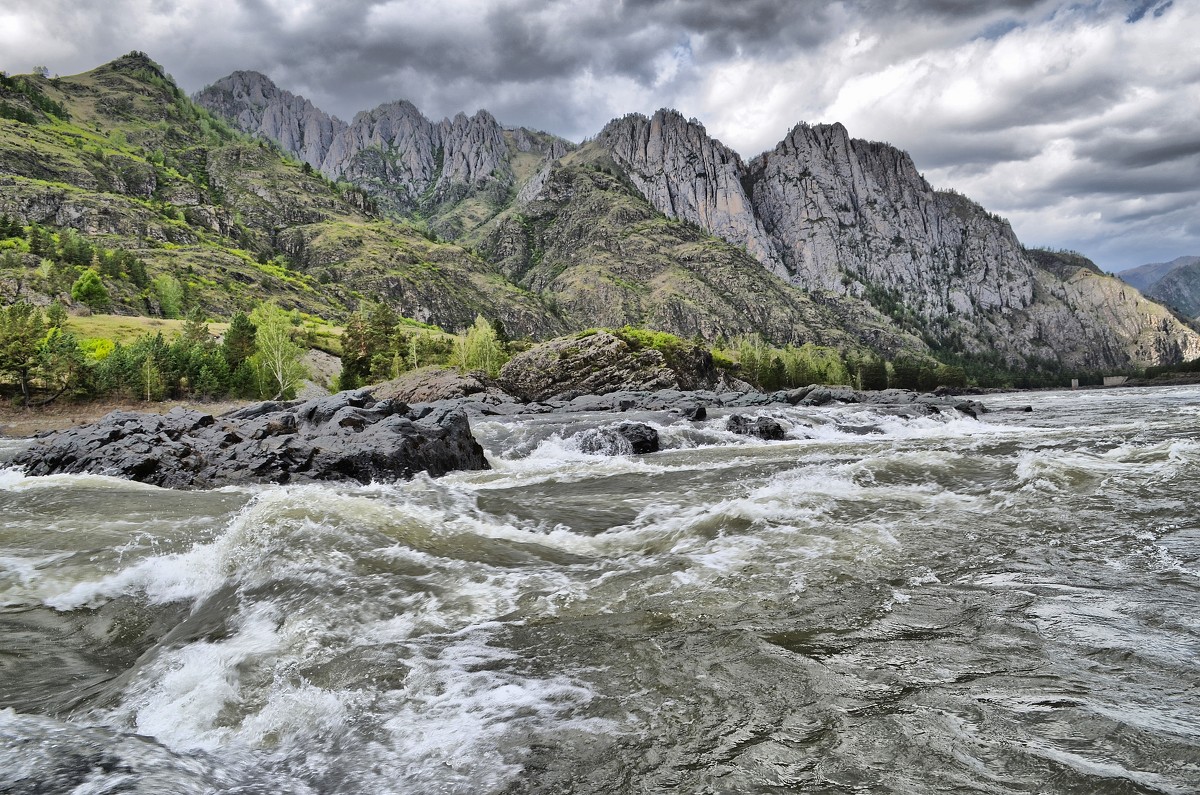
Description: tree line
337,303,509,389
723,334,968,392
0,301,307,407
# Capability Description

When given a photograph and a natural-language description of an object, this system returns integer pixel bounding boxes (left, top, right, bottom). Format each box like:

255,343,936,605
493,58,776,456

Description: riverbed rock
726,414,787,440
14,390,489,488
576,421,661,456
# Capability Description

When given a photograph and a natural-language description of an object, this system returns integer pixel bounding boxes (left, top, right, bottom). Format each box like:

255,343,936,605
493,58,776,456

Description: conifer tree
222,312,257,369
0,302,47,404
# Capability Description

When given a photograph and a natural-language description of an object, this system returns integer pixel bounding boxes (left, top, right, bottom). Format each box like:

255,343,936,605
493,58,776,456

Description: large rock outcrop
497,330,718,402
14,391,489,489
480,158,919,353
192,70,347,170
597,111,785,276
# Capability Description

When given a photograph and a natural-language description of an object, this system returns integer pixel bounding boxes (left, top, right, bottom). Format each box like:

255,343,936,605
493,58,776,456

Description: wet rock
15,390,488,489
613,422,661,454
953,400,983,419
836,424,882,435
577,422,660,455
726,414,787,441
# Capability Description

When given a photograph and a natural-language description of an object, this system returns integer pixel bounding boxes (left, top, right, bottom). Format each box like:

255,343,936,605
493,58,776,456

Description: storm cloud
0,0,1195,270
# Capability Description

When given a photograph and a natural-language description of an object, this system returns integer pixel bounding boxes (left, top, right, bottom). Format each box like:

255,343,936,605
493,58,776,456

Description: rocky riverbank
11,377,990,490
13,390,489,489
9,327,993,489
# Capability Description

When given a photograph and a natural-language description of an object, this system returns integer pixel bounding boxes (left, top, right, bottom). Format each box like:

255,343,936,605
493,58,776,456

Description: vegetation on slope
1,53,1169,403
0,52,561,336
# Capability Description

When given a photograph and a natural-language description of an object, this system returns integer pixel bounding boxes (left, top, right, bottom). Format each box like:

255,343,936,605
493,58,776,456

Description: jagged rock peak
194,71,346,170
196,70,576,224
597,108,786,276
351,98,426,125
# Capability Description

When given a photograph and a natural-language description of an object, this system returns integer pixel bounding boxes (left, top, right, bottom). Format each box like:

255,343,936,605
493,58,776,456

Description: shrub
70,269,109,310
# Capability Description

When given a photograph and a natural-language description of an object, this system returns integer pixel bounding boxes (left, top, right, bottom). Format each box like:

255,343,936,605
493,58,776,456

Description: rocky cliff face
194,71,347,170
748,123,1035,317
597,112,785,277
325,103,513,213
196,74,572,229
1026,253,1200,365
592,110,1200,370
481,149,920,354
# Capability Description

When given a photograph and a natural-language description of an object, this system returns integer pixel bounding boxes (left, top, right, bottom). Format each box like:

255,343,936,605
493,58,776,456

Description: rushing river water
1,386,1198,794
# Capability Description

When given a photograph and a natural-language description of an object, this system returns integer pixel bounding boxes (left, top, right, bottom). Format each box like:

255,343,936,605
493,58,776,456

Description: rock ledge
14,390,489,489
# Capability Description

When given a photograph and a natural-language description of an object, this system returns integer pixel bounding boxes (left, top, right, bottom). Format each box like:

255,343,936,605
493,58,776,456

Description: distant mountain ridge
1119,256,1200,319
0,52,1194,381
194,72,1200,371
195,72,572,235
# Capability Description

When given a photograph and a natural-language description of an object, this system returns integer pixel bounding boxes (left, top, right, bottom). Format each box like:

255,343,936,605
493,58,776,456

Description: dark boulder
952,400,989,418
14,390,489,489
576,422,660,455
726,414,787,441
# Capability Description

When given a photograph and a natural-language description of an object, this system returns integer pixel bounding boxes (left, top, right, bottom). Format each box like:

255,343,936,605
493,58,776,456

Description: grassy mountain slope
0,53,563,336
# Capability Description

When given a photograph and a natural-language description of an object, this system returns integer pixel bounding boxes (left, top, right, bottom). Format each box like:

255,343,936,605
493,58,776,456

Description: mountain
195,72,1200,372
593,111,1200,370
477,144,918,352
194,72,573,240
1118,256,1200,319
2,52,1195,379
0,53,564,336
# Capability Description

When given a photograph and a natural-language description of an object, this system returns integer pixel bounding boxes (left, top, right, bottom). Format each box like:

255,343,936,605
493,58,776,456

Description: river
1,386,1197,794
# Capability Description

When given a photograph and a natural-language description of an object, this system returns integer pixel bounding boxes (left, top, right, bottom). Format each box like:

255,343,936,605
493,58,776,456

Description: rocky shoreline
12,390,489,489
11,379,991,489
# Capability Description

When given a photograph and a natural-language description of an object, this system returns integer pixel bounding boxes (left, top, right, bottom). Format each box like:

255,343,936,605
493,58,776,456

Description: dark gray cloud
0,0,1196,269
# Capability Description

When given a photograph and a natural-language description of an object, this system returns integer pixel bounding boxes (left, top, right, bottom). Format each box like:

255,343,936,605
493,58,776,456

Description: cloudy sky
1,0,1196,270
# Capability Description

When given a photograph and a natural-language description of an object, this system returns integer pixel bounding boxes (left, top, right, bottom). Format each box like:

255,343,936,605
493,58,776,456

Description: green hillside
0,53,563,336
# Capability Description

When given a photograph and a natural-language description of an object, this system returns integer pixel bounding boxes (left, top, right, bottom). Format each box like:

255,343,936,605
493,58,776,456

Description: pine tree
44,301,67,329
181,306,211,346
26,224,50,257
222,312,257,370
338,309,372,387
0,302,47,404
37,327,84,402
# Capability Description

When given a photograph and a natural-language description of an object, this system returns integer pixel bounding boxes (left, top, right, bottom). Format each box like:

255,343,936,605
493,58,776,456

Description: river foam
4,386,1200,793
